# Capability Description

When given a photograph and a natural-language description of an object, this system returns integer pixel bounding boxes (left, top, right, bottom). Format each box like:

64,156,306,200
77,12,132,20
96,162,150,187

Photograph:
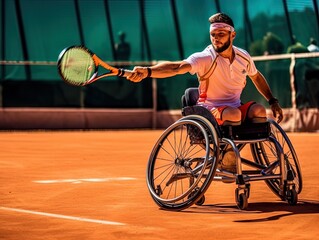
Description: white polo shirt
185,45,257,109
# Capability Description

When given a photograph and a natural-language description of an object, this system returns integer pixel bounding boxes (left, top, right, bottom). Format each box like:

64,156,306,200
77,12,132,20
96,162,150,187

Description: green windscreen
1,0,318,109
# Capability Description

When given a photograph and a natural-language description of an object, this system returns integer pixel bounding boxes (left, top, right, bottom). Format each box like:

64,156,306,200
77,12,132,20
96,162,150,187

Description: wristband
146,67,152,78
118,68,125,77
268,97,279,105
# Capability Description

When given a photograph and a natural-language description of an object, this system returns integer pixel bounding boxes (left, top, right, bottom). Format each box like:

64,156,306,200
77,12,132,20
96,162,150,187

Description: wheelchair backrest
181,88,199,108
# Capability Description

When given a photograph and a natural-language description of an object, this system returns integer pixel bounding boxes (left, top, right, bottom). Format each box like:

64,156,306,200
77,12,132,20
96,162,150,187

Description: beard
213,36,231,53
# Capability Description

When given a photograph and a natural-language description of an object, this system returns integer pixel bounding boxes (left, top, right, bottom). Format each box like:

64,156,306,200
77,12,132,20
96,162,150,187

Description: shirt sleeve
184,51,213,76
247,57,258,76
239,48,258,76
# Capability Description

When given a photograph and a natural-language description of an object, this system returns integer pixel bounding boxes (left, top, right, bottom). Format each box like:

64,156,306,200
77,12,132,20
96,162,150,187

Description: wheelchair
146,88,302,211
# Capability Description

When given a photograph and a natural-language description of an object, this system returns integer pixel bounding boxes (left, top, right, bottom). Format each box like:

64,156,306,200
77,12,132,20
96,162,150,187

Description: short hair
208,13,234,28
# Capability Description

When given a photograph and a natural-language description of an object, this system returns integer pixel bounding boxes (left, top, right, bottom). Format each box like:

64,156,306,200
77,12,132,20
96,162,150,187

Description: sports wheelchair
146,88,302,211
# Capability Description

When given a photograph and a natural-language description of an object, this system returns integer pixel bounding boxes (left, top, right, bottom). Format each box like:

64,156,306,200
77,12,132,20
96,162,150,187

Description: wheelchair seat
181,88,270,140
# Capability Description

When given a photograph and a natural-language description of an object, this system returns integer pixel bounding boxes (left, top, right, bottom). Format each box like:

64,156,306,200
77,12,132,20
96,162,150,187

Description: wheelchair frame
146,89,302,211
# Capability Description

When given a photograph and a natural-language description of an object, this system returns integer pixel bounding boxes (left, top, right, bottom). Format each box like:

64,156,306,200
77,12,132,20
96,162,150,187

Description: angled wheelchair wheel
251,119,302,199
146,118,219,211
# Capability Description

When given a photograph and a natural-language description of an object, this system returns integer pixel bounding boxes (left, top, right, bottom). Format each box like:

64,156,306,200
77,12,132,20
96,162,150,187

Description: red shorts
212,101,256,125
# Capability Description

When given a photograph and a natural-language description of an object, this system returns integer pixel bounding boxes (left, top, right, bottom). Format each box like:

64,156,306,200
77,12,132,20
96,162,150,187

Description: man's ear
232,31,236,40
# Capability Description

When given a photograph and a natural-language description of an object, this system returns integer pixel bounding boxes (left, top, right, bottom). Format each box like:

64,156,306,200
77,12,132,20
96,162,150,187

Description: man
115,31,131,61
115,31,131,85
127,13,283,171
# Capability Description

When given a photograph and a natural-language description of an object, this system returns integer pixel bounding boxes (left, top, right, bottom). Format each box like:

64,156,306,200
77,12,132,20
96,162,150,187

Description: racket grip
118,68,134,78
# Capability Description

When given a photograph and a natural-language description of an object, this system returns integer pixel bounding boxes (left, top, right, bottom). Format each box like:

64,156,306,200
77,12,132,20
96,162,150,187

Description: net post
289,53,297,132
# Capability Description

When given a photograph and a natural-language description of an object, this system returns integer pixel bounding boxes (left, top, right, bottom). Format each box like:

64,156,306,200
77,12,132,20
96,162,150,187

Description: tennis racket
57,45,133,86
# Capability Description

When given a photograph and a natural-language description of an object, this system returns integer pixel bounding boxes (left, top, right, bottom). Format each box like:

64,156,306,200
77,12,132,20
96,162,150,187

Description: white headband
210,22,234,32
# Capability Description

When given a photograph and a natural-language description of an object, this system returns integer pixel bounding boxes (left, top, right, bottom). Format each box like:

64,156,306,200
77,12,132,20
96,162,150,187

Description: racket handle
118,68,134,78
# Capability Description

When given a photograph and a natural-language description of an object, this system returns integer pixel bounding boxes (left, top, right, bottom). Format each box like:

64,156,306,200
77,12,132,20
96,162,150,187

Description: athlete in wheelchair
127,13,302,210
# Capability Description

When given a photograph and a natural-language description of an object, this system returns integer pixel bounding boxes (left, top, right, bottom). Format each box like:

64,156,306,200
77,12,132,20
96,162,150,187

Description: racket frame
57,45,131,86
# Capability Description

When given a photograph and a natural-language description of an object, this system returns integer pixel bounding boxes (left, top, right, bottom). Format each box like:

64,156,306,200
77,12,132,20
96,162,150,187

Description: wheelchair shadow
183,199,319,222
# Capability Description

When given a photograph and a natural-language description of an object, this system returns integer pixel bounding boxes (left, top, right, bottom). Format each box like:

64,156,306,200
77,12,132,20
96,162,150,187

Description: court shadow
182,199,319,222
233,199,319,222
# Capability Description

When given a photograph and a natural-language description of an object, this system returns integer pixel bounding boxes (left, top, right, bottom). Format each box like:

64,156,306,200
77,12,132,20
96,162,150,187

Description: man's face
210,29,232,53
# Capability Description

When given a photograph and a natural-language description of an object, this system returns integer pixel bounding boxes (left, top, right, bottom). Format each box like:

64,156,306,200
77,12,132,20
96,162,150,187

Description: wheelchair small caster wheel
236,193,248,210
287,188,298,205
195,195,205,206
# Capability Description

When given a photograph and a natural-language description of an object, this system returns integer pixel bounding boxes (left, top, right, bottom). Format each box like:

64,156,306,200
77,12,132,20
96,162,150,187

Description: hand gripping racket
57,45,133,86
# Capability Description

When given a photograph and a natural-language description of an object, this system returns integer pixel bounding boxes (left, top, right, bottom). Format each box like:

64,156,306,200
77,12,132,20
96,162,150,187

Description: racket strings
59,48,97,85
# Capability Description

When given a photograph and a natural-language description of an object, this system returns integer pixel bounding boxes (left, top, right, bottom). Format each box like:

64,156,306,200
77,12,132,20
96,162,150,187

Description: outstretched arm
126,61,191,82
249,71,283,123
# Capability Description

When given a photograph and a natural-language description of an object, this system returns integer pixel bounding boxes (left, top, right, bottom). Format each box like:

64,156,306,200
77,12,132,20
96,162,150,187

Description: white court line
0,206,126,226
33,177,136,184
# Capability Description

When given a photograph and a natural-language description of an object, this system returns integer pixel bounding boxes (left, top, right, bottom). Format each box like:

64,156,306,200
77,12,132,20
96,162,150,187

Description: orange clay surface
0,130,318,240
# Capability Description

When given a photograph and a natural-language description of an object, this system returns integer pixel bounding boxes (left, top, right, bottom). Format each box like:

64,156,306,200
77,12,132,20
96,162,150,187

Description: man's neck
219,47,235,63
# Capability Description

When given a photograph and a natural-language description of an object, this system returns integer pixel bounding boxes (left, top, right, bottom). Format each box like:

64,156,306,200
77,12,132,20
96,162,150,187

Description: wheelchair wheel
146,119,219,211
287,188,298,205
251,119,302,199
236,193,248,210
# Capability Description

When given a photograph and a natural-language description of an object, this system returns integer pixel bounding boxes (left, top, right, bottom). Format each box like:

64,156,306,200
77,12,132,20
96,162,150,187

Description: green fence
1,0,319,109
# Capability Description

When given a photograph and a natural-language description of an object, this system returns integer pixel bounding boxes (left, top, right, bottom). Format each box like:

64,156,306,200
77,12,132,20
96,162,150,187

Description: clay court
0,130,318,240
